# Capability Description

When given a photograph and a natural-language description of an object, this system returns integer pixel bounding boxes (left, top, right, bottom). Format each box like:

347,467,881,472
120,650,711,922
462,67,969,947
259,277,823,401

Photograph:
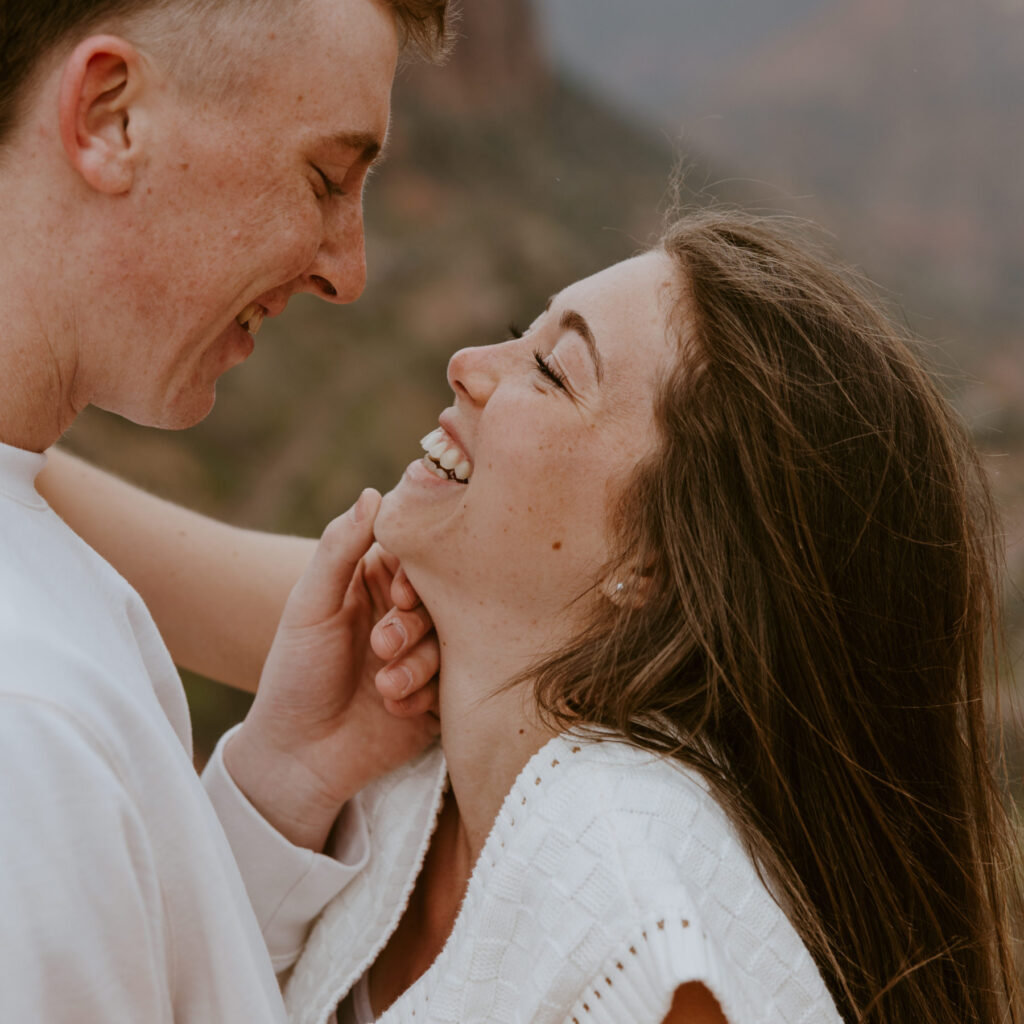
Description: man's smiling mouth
420,427,471,483
236,303,266,336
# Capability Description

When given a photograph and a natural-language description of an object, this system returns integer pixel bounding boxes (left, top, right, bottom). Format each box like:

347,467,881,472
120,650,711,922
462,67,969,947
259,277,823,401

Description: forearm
203,726,369,971
38,448,316,691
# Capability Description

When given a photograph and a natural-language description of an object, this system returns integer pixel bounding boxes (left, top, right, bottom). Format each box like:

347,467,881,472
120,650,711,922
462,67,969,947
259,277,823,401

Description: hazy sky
535,0,832,123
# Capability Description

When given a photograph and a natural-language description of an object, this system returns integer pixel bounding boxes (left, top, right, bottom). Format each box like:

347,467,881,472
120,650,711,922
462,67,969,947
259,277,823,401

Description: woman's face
376,250,677,628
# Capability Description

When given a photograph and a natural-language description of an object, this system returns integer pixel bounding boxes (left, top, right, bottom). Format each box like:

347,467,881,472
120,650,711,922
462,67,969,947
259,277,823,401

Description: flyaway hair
530,209,1024,1023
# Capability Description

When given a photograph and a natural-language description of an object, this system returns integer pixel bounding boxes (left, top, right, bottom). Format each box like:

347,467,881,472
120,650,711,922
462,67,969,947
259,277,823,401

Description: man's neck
0,199,82,452
0,291,80,452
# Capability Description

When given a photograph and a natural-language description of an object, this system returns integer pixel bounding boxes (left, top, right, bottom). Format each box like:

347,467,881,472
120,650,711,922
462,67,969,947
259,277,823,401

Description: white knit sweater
284,732,843,1024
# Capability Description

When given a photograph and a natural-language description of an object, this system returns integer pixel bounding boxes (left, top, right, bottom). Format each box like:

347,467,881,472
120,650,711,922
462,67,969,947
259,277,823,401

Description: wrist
223,726,350,853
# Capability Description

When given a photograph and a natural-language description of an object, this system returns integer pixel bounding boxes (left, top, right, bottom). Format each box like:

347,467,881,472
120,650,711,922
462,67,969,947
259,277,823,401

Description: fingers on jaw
375,640,438,700
371,606,435,660
390,568,420,610
383,684,439,719
377,662,415,700
375,546,401,575
372,618,408,661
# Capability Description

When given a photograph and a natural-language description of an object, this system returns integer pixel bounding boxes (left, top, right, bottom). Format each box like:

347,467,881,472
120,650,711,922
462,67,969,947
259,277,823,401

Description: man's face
89,0,398,428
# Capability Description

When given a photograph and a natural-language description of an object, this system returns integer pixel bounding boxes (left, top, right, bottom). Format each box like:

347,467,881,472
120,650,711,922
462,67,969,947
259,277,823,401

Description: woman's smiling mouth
420,427,472,483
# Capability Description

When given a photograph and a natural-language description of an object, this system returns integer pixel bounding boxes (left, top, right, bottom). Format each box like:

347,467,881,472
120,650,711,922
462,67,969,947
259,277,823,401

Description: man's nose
301,200,368,305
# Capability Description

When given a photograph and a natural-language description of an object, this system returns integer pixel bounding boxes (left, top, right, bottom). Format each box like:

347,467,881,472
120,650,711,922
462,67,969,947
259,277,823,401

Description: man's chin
97,385,218,431
161,385,220,430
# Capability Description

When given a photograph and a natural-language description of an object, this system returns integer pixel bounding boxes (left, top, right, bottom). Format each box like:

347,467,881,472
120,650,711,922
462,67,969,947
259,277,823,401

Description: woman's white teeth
419,428,471,482
236,303,265,335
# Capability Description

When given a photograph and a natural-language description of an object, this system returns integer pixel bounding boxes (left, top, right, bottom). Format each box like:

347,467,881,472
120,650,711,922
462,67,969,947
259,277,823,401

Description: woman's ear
58,35,146,195
601,569,653,609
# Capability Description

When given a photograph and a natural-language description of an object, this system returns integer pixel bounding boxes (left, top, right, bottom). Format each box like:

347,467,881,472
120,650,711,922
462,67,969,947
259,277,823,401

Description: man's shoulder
0,567,187,764
0,491,183,709
0,494,118,632
0,622,140,749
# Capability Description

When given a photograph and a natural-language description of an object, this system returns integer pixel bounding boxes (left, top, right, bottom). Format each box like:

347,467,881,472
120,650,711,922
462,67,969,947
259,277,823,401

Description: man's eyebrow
324,129,389,165
559,309,603,383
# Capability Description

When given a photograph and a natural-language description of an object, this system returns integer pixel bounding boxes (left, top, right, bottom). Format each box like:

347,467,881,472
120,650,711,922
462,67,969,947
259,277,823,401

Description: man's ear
58,35,146,195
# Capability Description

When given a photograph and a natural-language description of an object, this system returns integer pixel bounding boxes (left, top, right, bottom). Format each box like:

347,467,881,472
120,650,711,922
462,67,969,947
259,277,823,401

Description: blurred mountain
404,0,552,111
683,0,1024,346
538,0,826,116
543,0,1024,356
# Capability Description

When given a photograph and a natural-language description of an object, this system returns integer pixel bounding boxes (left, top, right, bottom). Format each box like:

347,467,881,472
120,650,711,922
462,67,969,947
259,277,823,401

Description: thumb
280,489,382,627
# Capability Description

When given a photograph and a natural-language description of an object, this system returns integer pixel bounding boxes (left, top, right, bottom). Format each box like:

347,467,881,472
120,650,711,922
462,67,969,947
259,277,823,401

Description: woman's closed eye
533,350,568,390
508,322,569,392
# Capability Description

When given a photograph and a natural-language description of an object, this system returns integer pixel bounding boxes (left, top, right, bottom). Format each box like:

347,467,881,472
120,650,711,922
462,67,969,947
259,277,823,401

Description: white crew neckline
0,442,48,508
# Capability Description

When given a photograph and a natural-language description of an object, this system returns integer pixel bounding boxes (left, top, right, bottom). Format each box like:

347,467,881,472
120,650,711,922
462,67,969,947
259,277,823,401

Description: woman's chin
374,457,463,553
372,484,405,554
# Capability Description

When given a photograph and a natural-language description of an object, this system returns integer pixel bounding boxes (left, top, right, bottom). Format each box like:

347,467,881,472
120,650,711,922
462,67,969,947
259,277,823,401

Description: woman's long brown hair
531,210,1024,1022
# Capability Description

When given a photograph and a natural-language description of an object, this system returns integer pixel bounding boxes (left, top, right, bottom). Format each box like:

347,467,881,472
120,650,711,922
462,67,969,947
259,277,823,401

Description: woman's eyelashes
508,322,568,391
533,350,569,390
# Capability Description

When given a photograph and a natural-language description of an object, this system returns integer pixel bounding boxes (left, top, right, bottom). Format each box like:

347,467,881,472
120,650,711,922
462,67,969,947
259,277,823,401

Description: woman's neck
365,594,573,1015
435,639,560,864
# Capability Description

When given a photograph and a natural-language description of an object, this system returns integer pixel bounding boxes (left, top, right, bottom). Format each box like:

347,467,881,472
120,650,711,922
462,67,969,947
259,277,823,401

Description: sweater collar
0,441,48,508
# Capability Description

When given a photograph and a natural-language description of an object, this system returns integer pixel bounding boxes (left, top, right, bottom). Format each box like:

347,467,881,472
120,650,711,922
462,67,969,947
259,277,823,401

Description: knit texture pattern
284,733,842,1024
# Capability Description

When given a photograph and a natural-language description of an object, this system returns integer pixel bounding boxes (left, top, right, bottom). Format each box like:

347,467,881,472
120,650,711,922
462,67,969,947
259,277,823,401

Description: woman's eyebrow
559,309,604,382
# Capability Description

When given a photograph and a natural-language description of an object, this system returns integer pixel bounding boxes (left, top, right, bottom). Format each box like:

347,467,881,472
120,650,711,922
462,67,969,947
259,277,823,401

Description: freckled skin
55,0,398,431
376,252,675,650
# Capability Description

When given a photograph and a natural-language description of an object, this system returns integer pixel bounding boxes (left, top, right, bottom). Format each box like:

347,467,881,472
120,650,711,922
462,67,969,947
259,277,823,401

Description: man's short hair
0,0,453,146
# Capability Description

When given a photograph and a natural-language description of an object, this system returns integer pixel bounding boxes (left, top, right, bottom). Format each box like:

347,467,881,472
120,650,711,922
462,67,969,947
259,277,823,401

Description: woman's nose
447,342,508,405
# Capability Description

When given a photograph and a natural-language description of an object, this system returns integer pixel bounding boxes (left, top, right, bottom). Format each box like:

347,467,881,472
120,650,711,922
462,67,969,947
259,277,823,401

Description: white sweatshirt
0,442,363,1023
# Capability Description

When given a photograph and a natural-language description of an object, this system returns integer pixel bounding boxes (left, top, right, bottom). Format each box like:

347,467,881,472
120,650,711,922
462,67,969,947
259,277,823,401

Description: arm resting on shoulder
38,447,315,691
